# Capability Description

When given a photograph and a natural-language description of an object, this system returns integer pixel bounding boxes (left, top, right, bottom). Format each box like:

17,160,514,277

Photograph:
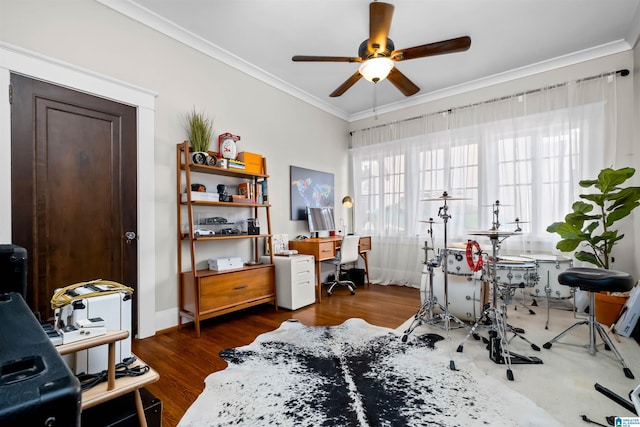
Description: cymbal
468,230,520,238
421,191,470,201
481,203,514,207
507,220,530,224
418,219,442,224
421,195,470,201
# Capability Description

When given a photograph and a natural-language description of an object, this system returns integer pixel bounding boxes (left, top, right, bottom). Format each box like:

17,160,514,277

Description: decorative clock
218,133,240,160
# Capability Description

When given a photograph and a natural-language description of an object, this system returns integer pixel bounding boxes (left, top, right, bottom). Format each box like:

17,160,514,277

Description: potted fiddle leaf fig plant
184,108,214,164
547,167,640,269
547,167,640,323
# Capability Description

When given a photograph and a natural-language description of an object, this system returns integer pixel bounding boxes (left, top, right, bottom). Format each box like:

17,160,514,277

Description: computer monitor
306,206,335,237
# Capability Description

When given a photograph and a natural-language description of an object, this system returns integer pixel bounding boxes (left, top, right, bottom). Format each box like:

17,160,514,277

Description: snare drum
492,256,537,288
425,270,488,322
525,254,573,298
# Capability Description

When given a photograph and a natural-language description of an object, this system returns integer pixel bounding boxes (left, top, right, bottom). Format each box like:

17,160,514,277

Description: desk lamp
342,196,355,235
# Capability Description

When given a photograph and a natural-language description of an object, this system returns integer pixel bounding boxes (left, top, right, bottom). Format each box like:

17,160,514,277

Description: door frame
0,42,158,338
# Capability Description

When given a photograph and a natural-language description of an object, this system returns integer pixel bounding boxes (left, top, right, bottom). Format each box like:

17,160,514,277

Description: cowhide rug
178,318,561,426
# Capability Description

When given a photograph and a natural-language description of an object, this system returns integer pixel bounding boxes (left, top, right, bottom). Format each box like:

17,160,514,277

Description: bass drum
423,269,488,322
525,254,573,299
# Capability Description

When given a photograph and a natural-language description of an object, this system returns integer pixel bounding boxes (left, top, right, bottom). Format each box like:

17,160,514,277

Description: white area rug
178,318,561,426
397,295,640,427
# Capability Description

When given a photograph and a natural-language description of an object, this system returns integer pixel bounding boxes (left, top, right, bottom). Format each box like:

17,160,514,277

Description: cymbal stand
457,236,518,380
402,220,443,342
407,197,467,335
491,200,502,230
456,208,542,381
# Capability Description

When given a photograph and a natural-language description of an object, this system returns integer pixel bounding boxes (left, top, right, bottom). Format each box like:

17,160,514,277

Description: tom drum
525,254,573,299
492,256,538,288
444,246,486,276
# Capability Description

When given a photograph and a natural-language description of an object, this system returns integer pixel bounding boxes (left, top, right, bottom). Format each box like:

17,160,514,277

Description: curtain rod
349,68,629,136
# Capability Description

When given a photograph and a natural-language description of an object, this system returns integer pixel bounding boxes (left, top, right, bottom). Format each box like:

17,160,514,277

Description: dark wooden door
10,74,138,332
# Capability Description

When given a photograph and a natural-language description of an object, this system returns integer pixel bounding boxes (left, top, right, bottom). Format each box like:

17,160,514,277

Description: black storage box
347,268,366,286
0,244,28,298
0,292,81,426
81,387,162,427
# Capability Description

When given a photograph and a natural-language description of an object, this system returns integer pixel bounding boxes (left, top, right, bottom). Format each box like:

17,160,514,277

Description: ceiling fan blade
391,36,471,62
292,55,362,63
368,2,394,55
330,71,363,97
387,67,420,96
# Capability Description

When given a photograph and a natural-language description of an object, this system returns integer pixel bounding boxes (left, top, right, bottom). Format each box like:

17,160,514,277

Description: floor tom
525,253,574,298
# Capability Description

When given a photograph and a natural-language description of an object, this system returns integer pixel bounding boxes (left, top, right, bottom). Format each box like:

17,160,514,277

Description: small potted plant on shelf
184,108,214,165
547,166,640,322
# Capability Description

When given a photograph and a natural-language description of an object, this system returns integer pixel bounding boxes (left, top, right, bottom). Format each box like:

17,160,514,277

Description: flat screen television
306,206,335,237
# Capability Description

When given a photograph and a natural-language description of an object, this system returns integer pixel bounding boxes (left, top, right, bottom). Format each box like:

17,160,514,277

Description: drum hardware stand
402,194,468,355
456,203,541,380
402,219,445,341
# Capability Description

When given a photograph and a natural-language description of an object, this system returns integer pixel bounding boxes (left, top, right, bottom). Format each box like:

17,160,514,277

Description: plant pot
594,292,628,325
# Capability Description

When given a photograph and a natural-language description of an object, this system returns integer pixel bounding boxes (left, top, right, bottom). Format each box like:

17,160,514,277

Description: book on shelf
237,182,250,198
227,159,246,170
258,178,268,203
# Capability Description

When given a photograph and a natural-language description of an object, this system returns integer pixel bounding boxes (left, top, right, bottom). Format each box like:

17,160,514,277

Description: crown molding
99,0,633,123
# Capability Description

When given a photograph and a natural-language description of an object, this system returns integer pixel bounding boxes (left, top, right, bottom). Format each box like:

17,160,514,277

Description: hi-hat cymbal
421,195,470,201
481,203,514,207
418,219,442,224
421,191,470,201
507,220,530,224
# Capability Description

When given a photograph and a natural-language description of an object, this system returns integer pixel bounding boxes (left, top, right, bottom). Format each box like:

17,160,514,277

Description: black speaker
0,293,81,426
0,244,28,299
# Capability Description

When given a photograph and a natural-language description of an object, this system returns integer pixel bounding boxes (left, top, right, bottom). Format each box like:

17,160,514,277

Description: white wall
0,0,349,333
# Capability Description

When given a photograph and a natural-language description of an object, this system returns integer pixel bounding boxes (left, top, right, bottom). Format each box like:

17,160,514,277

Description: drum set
402,193,574,381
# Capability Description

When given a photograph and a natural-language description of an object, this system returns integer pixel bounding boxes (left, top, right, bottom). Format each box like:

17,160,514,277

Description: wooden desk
56,330,159,427
289,236,371,302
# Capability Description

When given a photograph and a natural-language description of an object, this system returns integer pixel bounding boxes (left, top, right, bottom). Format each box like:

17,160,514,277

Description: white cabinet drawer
261,255,316,310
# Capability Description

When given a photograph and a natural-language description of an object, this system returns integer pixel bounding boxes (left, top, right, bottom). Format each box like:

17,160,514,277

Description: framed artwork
290,166,334,220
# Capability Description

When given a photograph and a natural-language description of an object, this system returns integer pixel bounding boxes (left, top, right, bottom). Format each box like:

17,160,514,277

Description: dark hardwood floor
132,284,421,427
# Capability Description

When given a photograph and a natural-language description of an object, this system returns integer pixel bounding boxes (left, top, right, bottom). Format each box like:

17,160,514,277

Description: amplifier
0,244,27,299
0,293,81,426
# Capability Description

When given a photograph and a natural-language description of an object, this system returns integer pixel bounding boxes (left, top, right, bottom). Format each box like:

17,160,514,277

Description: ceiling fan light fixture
359,57,394,82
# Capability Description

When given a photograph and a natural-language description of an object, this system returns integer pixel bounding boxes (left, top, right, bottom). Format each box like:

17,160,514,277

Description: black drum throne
543,267,635,379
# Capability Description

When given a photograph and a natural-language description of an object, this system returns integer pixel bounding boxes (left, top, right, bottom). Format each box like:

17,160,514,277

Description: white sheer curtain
350,74,619,287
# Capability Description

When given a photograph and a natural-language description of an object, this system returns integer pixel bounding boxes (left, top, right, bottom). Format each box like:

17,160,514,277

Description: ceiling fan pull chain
373,82,379,120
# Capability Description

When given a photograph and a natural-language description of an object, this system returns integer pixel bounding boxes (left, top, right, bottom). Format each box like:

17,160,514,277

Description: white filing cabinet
261,254,316,310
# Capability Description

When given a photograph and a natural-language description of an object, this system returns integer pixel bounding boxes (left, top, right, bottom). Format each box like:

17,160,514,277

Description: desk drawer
199,268,275,313
316,241,336,260
289,240,336,260
359,236,372,252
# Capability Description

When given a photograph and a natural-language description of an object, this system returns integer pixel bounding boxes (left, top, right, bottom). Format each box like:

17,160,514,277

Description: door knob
125,231,137,244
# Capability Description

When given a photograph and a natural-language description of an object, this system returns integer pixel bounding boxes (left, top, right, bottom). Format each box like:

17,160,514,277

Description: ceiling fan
292,1,471,97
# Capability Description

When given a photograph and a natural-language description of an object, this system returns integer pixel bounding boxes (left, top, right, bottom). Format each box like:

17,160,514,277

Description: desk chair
324,235,360,296
542,267,635,379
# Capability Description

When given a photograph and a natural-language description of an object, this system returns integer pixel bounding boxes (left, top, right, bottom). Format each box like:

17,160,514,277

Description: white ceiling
101,0,640,121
